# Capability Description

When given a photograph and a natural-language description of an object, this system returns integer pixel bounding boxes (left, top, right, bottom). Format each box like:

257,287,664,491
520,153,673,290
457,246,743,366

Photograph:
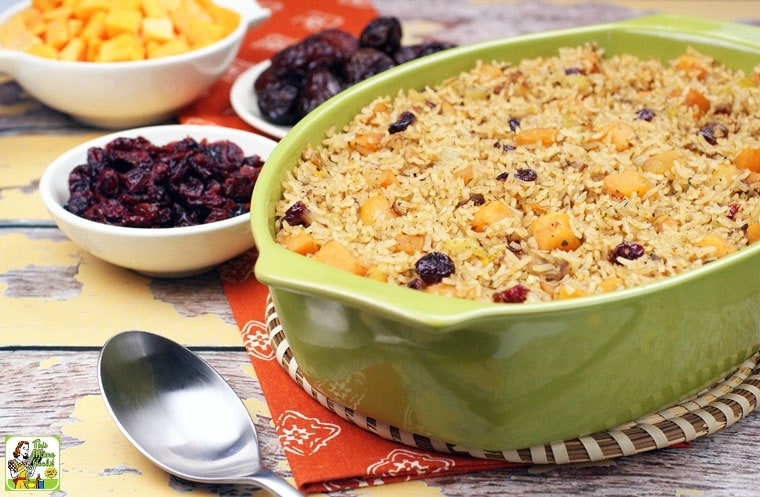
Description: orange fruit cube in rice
471,200,511,232
746,224,760,244
312,240,367,276
530,212,582,251
603,169,652,198
697,234,736,259
733,148,760,173
280,231,320,255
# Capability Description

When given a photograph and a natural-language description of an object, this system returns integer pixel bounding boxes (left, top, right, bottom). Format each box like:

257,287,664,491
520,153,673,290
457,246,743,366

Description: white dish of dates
230,17,455,137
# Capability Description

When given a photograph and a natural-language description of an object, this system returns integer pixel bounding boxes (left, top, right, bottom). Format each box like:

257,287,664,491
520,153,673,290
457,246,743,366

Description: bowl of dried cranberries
39,124,277,278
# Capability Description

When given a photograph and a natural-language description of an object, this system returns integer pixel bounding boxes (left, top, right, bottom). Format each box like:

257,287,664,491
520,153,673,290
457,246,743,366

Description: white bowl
0,0,270,129
39,124,277,278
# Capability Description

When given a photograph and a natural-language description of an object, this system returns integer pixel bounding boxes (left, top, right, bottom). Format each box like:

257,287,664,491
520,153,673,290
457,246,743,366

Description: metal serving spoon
98,330,303,497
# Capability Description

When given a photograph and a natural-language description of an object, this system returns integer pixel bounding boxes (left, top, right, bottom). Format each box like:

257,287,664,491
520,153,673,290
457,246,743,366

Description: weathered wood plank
2,350,759,496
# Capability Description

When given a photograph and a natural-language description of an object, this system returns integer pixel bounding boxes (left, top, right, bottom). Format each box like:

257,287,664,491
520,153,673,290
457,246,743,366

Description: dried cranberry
508,117,521,132
389,111,416,134
608,242,645,264
496,172,509,181
493,284,529,303
493,141,515,152
514,168,537,182
727,203,740,220
564,67,584,75
415,252,455,284
698,122,729,145
283,201,312,227
636,108,655,121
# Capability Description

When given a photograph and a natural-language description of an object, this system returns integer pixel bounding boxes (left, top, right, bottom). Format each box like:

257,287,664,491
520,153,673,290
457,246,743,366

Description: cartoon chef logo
5,436,60,491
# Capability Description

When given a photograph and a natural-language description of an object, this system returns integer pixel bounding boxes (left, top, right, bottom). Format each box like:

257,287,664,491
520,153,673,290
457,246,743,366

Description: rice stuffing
275,44,760,303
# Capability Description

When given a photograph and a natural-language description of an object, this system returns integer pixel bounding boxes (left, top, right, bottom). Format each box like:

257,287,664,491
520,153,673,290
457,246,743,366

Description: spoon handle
244,470,305,497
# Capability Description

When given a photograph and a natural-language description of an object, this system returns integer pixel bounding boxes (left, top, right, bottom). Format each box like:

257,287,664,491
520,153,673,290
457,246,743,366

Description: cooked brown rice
275,44,760,303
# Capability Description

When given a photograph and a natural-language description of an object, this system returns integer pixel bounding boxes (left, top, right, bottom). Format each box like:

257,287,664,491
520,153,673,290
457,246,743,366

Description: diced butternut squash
600,277,624,293
359,194,394,226
141,0,168,18
312,240,367,276
25,42,58,58
471,200,511,232
395,234,425,255
33,0,62,11
746,223,760,244
366,266,388,282
43,16,69,49
186,18,225,47
556,284,588,300
733,148,760,172
73,0,112,21
600,122,635,151
95,32,144,61
674,53,708,79
697,234,736,259
349,132,384,154
515,127,558,146
683,87,710,117
59,36,86,60
603,169,652,198
530,212,582,251
146,35,189,58
424,282,458,297
281,231,320,255
364,169,396,188
1,17,44,51
642,150,682,174
104,8,142,37
141,17,174,43
80,10,105,40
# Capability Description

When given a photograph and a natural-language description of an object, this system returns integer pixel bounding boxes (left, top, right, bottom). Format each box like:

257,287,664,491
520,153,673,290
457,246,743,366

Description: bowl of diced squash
0,0,270,128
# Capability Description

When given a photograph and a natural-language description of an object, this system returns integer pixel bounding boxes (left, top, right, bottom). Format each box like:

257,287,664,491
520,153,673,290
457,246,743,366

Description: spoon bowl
98,330,303,496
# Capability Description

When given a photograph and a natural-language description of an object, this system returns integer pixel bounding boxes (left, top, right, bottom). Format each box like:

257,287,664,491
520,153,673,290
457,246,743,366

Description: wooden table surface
3,1,760,495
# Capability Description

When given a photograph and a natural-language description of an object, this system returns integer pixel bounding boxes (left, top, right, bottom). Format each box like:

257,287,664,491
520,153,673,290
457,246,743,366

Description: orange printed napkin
218,250,518,493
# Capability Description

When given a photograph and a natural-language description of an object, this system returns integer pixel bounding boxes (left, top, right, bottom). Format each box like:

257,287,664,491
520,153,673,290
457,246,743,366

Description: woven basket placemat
265,297,760,464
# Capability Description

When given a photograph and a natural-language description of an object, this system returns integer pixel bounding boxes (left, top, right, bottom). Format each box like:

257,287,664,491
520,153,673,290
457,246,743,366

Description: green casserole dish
252,15,760,451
